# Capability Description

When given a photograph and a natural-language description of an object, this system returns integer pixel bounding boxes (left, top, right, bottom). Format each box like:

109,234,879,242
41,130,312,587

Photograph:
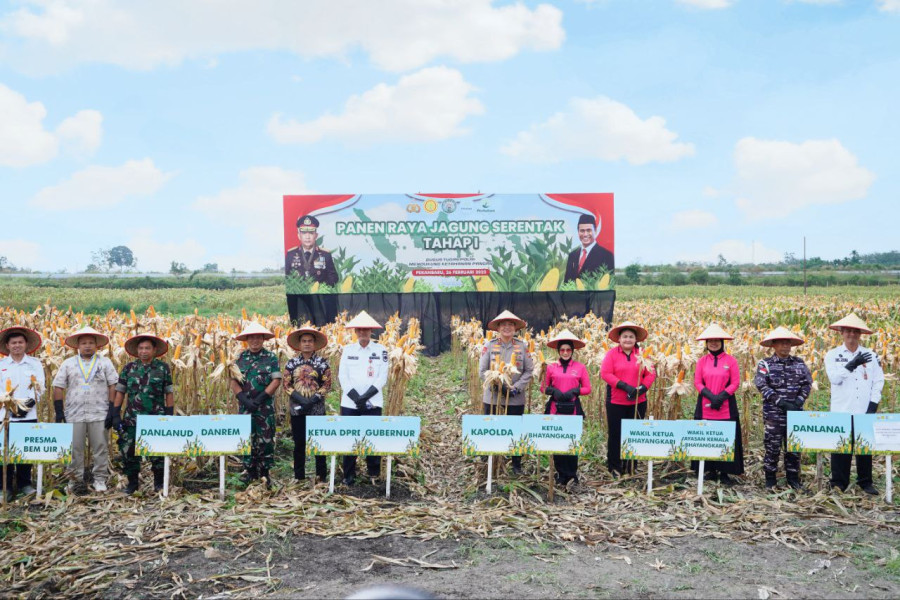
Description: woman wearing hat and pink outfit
691,324,745,484
601,321,656,477
541,329,591,485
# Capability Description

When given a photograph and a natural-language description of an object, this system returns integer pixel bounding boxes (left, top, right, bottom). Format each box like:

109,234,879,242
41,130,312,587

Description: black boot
786,473,802,490
240,468,258,485
718,473,735,486
259,469,271,488
765,472,777,490
124,473,140,495
153,469,164,492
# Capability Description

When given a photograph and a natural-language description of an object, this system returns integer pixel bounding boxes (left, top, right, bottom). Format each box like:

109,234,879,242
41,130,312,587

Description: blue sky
1,0,898,272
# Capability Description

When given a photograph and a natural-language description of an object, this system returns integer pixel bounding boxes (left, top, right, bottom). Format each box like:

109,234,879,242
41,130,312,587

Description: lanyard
77,354,98,385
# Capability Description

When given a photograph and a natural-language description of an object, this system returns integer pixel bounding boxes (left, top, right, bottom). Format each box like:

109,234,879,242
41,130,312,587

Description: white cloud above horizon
0,0,564,73
676,0,734,9
879,0,900,12
670,209,719,230
501,96,695,165
29,159,174,210
0,239,42,269
733,137,875,220
268,67,484,145
0,84,102,167
125,229,206,273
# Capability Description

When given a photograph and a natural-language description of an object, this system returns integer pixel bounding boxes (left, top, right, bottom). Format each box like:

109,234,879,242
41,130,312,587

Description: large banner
283,193,615,295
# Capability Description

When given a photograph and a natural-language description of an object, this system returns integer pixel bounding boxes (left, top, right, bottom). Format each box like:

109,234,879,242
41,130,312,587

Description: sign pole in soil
218,456,225,500
329,456,336,494
888,456,893,504
697,459,705,496
36,464,43,497
647,416,654,496
163,456,170,497
548,456,555,502
386,456,392,499
486,456,493,493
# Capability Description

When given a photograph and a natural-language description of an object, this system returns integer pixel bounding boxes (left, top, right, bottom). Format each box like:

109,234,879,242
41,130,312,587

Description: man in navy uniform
563,214,614,284
285,215,338,286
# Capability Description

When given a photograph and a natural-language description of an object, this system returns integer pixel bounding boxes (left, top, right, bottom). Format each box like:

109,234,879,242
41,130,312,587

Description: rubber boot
153,469,165,492
259,469,271,489
240,467,258,485
765,472,777,490
124,473,140,495
786,473,802,490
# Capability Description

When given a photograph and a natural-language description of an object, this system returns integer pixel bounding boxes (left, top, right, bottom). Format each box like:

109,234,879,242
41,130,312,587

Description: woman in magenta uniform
600,321,656,477
692,324,745,484
540,329,591,485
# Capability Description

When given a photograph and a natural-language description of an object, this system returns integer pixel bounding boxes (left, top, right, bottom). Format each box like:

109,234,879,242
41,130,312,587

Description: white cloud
194,166,310,270
0,239,42,269
678,240,782,265
670,209,719,230
126,229,206,272
878,0,900,12
676,0,733,8
0,84,102,167
702,186,722,198
29,159,174,210
501,96,695,165
794,0,841,4
268,67,484,145
0,0,564,73
56,109,103,157
733,137,875,220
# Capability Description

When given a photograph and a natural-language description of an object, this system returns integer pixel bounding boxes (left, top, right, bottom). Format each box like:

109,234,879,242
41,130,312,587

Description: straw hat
760,326,805,348
547,329,585,350
287,326,328,351
486,310,526,332
235,321,275,341
829,313,873,335
0,327,42,356
608,321,648,343
65,326,110,350
696,324,734,342
124,334,170,358
345,311,383,330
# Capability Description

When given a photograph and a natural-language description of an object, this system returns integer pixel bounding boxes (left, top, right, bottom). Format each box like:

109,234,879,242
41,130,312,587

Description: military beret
577,214,596,227
297,215,320,230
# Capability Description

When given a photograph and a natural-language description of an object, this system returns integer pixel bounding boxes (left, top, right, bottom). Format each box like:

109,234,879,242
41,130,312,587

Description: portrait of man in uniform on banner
284,215,338,286
563,213,614,284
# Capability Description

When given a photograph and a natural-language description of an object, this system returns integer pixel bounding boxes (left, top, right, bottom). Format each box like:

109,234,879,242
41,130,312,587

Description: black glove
54,399,65,423
563,388,579,402
845,352,872,372
545,386,563,402
616,381,637,398
710,392,729,410
237,391,258,412
867,401,878,414
104,402,121,430
700,388,716,401
11,397,35,419
500,383,520,397
164,406,174,416
353,396,369,411
777,398,803,412
254,391,273,407
290,390,317,408
359,386,379,401
636,385,648,397
347,389,360,402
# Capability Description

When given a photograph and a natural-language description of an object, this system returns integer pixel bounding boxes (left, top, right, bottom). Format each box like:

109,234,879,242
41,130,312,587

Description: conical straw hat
0,327,42,356
65,326,110,349
760,326,805,348
829,313,872,335
696,324,734,341
548,329,585,350
235,321,275,341
345,311,383,330
608,321,648,343
124,334,170,358
486,310,526,331
287,327,328,351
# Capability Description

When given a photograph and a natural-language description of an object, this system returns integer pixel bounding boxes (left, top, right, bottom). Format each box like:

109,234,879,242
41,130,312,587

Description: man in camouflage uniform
109,335,174,494
478,310,534,475
754,327,812,490
231,322,281,485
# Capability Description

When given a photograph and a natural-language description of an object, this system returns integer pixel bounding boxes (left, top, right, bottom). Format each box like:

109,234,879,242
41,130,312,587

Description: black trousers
831,423,873,489
290,413,327,481
606,401,647,475
341,406,383,480
545,400,584,484
4,419,35,491
483,403,524,469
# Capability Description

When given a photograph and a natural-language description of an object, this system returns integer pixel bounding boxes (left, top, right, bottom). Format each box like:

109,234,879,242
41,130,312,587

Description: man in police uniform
478,310,534,474
285,215,338,286
338,311,389,486
825,313,884,495
563,214,615,284
754,327,812,490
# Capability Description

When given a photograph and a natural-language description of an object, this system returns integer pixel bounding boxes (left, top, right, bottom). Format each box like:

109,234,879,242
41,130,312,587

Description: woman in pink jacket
541,329,591,485
601,321,656,477
692,324,744,483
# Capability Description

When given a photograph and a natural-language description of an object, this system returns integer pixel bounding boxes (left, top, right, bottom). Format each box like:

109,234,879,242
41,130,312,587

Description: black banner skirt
287,291,616,356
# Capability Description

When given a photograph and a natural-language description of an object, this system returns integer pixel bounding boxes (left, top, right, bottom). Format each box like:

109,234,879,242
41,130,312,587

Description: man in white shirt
338,311,389,486
0,327,45,500
52,327,118,494
824,313,884,495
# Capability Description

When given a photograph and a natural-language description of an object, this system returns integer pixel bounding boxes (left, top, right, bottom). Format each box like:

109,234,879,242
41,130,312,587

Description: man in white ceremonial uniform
338,311,389,486
52,327,118,493
0,327,45,500
824,313,885,495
